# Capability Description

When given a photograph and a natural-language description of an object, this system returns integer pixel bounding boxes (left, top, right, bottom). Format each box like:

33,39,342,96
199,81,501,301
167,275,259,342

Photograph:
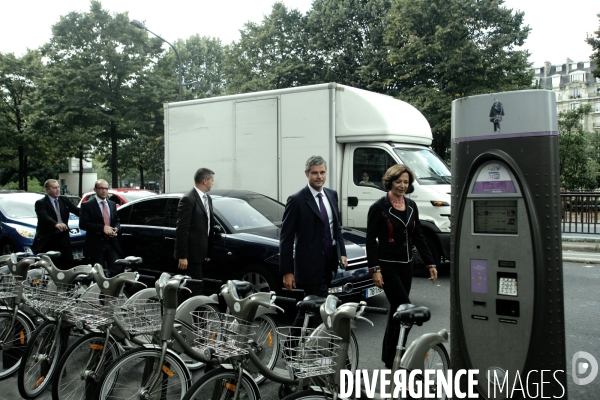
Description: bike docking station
450,90,568,399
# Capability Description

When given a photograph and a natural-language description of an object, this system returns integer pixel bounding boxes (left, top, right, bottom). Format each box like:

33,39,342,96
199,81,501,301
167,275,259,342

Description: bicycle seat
297,295,327,311
114,256,143,267
231,280,254,299
393,304,430,325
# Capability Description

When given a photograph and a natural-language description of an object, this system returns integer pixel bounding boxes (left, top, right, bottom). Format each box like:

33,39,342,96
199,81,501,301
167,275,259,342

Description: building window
556,65,562,72
596,102,600,113
571,103,580,110
571,63,578,70
584,61,591,69
571,88,580,98
570,73,584,82
532,78,539,86
552,75,561,87
594,117,600,128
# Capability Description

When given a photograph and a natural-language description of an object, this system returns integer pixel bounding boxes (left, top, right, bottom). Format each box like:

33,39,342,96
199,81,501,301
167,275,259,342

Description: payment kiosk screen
473,200,518,234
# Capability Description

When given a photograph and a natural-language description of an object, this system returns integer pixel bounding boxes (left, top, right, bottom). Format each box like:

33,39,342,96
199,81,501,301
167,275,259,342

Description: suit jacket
279,186,347,284
366,195,434,268
79,198,122,258
33,195,80,252
174,189,216,263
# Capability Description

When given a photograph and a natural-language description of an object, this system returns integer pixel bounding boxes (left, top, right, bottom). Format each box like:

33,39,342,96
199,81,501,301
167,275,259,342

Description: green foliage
1,177,44,192
40,1,171,187
558,105,598,190
383,0,533,156
587,13,600,79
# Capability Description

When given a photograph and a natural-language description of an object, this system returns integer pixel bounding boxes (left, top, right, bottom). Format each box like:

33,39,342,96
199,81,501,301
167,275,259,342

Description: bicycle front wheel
18,319,64,399
0,309,35,379
421,343,450,400
182,367,260,400
281,388,328,400
250,314,280,385
96,347,191,400
52,331,121,400
178,303,221,371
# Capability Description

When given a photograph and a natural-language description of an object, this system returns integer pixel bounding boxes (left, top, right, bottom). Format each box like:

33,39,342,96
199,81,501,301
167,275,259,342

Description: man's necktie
54,199,63,224
202,195,210,215
101,200,111,227
317,193,333,259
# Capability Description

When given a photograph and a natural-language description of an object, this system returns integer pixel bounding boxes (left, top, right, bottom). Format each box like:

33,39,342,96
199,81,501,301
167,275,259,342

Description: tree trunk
78,151,84,197
111,122,118,188
140,166,145,189
23,155,28,191
18,146,25,190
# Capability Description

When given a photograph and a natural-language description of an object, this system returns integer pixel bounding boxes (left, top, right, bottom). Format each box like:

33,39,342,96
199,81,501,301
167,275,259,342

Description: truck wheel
240,264,279,294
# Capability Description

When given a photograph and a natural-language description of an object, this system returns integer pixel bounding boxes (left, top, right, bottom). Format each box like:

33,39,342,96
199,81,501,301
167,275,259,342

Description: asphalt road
1,261,598,399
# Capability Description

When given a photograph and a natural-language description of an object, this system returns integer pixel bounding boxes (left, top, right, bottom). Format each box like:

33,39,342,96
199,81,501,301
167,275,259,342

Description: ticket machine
450,90,567,398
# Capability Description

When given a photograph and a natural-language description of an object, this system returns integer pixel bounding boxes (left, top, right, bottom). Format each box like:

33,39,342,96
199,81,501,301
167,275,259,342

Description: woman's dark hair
382,164,415,190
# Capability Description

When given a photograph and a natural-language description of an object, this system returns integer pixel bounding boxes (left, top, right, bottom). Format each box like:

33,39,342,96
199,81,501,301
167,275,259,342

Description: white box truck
164,83,451,264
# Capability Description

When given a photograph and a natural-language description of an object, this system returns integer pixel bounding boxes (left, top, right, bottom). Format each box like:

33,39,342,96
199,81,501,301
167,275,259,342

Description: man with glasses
80,179,123,276
33,179,81,269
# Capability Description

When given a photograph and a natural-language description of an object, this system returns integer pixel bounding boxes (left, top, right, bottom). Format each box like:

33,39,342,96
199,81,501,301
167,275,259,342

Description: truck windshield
393,148,450,185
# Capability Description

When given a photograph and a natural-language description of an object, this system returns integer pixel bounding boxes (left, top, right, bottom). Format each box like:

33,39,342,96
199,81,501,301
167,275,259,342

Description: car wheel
240,264,278,294
0,240,16,255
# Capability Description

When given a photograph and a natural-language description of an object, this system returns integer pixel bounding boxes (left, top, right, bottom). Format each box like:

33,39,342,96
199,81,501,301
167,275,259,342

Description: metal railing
561,192,600,234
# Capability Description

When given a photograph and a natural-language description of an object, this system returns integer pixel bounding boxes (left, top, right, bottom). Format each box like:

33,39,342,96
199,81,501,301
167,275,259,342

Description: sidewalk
562,232,600,263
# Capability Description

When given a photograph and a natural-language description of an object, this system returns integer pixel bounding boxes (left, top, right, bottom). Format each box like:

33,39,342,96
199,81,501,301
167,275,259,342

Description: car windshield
213,197,281,232
119,191,156,202
393,148,451,185
0,194,43,218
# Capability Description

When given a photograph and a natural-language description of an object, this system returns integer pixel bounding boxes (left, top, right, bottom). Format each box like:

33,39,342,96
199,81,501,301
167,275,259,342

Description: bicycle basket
64,293,120,329
191,310,257,358
276,327,341,379
22,280,78,314
111,299,162,335
0,274,19,299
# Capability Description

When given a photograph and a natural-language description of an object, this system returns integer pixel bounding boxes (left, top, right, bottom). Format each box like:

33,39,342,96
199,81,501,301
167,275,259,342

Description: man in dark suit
33,179,80,269
280,156,348,327
174,168,216,296
80,179,123,276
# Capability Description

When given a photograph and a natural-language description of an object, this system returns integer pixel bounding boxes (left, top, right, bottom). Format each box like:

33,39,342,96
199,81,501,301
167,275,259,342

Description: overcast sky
1,0,598,68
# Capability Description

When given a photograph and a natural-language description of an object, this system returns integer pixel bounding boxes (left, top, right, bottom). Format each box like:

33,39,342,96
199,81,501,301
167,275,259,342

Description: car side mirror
213,225,224,235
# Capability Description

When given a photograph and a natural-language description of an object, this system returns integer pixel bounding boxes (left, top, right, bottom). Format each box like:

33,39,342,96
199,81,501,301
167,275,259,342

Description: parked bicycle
279,296,450,400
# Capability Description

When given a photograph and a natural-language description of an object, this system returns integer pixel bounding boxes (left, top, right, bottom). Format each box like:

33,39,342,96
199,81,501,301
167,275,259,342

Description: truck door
344,146,397,229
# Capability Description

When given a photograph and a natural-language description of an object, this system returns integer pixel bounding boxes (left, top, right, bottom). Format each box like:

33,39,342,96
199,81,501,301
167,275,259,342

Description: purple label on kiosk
471,259,488,293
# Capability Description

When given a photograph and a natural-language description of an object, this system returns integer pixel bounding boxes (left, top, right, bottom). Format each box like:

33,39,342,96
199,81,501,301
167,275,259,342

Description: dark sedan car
116,189,382,300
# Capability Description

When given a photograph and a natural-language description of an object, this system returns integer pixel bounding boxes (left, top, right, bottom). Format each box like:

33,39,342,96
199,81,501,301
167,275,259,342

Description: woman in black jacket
366,164,438,368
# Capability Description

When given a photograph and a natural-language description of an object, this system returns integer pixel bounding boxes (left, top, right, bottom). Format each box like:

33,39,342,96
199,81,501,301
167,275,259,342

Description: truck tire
240,264,279,294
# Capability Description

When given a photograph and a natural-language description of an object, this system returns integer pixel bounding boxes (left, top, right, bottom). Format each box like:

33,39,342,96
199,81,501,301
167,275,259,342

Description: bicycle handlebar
363,306,388,315
273,296,297,306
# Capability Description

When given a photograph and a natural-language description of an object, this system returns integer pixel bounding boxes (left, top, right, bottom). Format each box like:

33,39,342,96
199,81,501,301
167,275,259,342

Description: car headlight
328,286,343,294
16,228,36,238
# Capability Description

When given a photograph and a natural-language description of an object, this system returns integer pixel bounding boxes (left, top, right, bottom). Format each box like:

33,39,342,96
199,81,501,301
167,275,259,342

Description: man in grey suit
280,156,348,327
174,168,216,296
33,179,80,269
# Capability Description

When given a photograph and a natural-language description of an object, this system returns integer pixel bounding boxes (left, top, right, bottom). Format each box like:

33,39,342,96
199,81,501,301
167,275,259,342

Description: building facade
532,59,600,132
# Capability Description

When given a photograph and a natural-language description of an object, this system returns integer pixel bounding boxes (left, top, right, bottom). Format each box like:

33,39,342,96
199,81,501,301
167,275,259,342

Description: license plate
365,286,384,298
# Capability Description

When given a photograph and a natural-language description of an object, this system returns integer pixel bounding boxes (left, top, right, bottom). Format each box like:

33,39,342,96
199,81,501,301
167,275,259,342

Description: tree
172,35,227,99
559,105,597,190
41,1,170,187
223,2,313,93
0,51,45,190
305,0,393,90
587,13,600,79
383,0,533,157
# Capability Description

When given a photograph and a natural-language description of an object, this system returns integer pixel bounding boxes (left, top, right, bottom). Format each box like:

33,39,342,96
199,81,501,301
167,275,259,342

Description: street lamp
130,19,182,101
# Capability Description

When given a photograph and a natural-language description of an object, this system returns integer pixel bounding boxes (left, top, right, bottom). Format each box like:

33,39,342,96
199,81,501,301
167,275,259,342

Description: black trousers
380,261,413,367
181,261,205,299
292,256,337,329
89,241,121,277
37,232,74,270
